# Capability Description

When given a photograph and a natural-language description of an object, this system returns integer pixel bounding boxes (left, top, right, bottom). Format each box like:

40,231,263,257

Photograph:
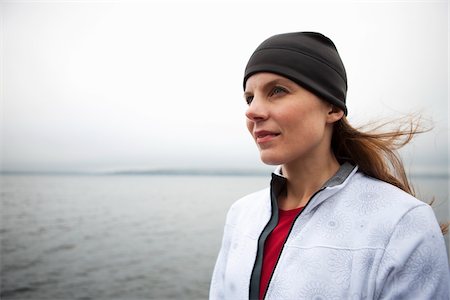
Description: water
1,174,448,300
1,174,267,300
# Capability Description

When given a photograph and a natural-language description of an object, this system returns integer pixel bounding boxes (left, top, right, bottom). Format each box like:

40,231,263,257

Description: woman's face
244,72,342,166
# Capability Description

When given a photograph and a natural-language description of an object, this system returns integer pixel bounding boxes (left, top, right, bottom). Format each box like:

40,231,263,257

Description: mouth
254,130,281,144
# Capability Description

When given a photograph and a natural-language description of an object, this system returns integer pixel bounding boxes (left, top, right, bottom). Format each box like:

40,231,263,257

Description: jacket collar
270,162,358,213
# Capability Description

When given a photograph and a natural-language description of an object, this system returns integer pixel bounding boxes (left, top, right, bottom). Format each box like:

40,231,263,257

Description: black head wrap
243,32,348,115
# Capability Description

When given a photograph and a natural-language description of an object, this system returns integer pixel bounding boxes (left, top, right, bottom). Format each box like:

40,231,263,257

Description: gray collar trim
272,161,356,189
322,162,356,188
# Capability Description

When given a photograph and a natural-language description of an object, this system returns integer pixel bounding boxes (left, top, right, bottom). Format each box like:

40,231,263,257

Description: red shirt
259,206,304,299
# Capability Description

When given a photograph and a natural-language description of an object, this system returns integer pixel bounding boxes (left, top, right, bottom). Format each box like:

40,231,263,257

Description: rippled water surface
1,175,268,300
1,174,448,299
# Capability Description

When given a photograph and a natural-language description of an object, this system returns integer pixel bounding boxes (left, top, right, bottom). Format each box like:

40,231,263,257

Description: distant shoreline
0,169,269,177
1,169,449,178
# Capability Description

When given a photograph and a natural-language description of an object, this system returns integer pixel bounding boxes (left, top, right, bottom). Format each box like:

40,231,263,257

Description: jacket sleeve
376,204,450,299
209,213,235,300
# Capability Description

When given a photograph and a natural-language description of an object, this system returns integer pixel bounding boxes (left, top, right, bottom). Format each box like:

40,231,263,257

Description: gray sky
1,0,448,173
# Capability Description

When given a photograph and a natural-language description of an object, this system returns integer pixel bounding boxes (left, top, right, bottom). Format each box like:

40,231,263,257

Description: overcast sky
1,0,448,173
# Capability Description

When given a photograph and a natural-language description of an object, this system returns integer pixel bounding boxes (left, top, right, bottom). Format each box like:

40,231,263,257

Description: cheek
246,120,254,134
283,109,327,139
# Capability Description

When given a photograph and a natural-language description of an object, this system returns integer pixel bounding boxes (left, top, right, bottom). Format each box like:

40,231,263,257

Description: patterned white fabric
210,168,450,299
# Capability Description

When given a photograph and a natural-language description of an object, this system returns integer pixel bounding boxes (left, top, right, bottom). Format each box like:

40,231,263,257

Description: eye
269,86,287,97
244,95,254,105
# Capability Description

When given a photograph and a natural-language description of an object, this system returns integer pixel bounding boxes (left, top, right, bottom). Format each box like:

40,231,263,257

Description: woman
210,32,449,299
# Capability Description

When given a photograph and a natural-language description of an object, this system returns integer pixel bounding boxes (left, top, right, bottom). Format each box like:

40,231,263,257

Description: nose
245,96,269,122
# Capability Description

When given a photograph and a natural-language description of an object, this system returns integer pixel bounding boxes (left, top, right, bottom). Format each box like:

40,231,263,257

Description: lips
254,130,280,143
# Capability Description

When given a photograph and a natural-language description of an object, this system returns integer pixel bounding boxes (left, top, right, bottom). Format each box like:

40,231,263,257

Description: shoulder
230,187,270,210
345,171,426,213
325,171,441,248
225,187,271,225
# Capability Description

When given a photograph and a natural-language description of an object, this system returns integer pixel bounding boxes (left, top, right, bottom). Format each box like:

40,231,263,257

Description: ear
326,105,344,124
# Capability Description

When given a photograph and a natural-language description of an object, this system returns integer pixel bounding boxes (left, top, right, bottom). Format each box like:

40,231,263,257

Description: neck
278,150,340,210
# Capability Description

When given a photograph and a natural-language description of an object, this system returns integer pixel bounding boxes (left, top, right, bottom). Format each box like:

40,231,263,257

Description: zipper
261,187,326,300
249,187,280,300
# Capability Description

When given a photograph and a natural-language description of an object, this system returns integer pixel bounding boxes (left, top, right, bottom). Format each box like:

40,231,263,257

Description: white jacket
210,164,450,299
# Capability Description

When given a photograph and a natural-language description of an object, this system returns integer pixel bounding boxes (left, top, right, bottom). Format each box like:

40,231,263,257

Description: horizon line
1,168,449,178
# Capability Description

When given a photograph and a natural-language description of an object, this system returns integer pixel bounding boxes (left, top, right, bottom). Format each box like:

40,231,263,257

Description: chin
259,153,285,166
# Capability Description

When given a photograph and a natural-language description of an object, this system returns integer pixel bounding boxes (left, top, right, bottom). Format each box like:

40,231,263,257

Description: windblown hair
331,115,449,234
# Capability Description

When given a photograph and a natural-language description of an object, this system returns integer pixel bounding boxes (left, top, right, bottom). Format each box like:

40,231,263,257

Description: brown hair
331,115,449,234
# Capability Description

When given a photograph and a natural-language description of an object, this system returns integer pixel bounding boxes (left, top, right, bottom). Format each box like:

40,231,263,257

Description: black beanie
243,32,348,115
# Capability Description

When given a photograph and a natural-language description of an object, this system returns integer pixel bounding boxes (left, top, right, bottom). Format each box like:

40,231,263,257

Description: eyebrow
244,78,292,96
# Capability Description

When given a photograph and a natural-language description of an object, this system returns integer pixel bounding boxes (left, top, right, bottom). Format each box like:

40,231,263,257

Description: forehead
244,72,297,92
